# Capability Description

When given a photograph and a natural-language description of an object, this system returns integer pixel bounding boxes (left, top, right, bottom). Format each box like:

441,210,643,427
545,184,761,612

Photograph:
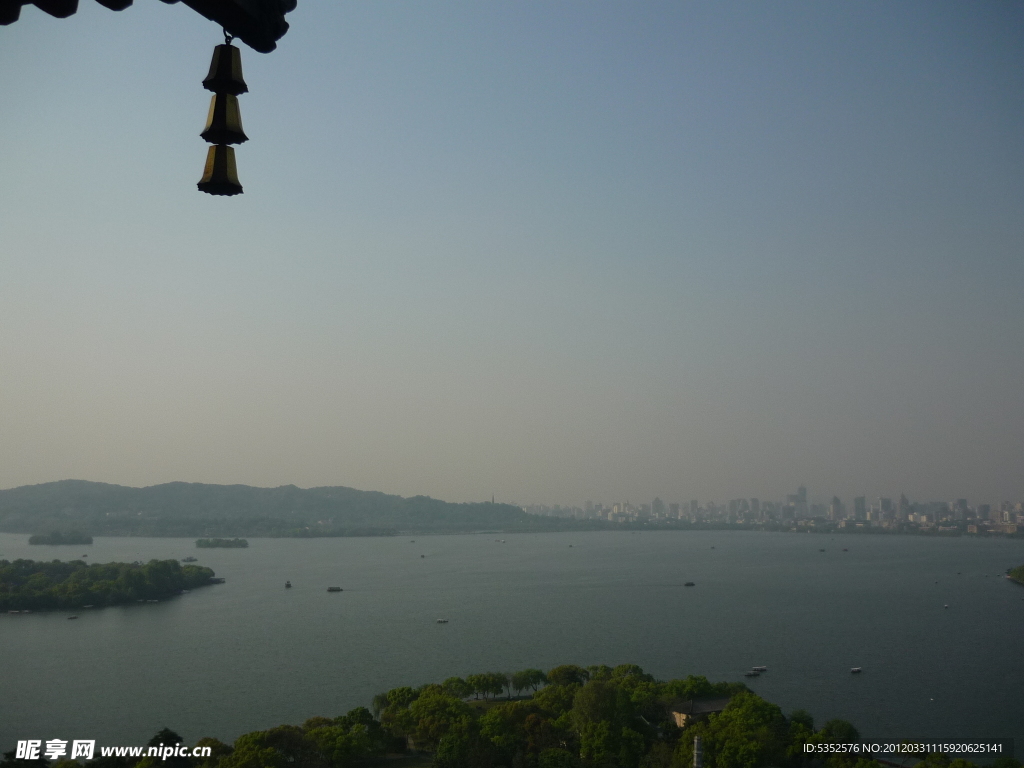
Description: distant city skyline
516,487,1024,519
521,485,1023,533
2,2,1022,504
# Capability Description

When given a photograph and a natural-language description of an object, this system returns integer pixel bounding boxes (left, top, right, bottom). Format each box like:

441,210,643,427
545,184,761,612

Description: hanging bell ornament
203,44,248,96
201,92,248,145
197,144,243,196
199,34,248,196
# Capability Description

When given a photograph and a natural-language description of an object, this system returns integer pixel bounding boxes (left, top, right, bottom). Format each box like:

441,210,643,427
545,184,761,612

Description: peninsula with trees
0,558,218,612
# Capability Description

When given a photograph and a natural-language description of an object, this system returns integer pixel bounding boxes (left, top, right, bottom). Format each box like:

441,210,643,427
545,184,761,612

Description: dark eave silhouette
0,0,296,53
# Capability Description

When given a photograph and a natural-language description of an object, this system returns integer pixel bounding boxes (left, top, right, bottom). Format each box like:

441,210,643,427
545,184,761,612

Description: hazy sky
1,1,1021,507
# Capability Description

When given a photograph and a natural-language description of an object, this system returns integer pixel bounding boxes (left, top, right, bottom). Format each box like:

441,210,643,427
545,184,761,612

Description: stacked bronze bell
198,42,247,196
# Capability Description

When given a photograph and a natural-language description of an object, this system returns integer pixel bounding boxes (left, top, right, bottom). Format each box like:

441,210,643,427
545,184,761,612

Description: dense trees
4,664,1015,768
364,664,883,768
0,559,217,611
511,670,547,695
1008,565,1024,585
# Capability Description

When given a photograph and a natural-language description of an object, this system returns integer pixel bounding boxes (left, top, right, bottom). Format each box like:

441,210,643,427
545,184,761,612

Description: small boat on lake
285,581,292,588
752,666,767,672
744,671,760,677
67,616,78,620
327,587,343,592
850,667,862,673
436,619,449,623
684,582,695,587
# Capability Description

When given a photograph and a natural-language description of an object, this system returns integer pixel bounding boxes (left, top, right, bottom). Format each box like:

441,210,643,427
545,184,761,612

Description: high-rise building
750,498,760,515
652,498,666,518
854,496,866,521
829,496,843,520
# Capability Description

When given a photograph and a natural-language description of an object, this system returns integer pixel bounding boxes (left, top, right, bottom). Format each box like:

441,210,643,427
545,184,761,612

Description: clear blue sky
1,1,1021,507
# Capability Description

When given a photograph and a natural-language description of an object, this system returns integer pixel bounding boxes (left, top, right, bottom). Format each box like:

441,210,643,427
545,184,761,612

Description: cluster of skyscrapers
522,486,1023,534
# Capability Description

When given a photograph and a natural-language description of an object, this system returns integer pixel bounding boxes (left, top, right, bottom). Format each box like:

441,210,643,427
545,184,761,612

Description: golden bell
203,44,248,96
197,145,243,196
200,93,248,145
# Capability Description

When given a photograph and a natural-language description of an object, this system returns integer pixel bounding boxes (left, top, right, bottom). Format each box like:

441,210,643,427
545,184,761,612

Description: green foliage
306,708,387,766
534,683,581,717
817,720,860,744
409,693,474,747
511,669,548,694
386,687,419,708
216,709,386,768
578,720,615,764
789,710,813,731
466,673,507,700
371,693,390,717
571,681,622,731
443,677,474,699
177,663,870,768
379,687,420,736
193,737,233,768
675,691,790,768
611,665,654,683
0,558,216,611
1008,565,1024,585
547,665,591,687
660,675,740,702
540,748,578,768
587,666,614,682
618,727,646,768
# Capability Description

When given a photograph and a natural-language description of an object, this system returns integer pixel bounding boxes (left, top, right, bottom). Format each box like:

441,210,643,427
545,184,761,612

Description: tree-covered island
1008,565,1024,586
196,538,249,548
7,663,1017,768
28,530,93,545
0,559,217,611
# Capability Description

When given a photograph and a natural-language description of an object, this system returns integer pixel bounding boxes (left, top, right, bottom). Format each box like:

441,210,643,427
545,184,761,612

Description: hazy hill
0,480,573,538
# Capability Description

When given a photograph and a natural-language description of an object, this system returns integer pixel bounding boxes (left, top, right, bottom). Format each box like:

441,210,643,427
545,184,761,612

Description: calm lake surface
1,530,1021,753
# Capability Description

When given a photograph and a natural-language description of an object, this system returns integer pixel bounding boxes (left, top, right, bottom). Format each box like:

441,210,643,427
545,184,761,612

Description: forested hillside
0,481,582,538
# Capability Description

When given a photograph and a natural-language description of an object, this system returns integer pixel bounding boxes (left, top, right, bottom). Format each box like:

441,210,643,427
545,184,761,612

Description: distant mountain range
0,480,592,538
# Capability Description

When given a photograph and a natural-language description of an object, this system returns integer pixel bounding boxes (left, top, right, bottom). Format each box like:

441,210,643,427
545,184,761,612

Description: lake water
1,530,1021,754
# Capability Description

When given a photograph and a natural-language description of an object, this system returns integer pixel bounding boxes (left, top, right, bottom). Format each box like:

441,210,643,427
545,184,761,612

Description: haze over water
1,531,1021,753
